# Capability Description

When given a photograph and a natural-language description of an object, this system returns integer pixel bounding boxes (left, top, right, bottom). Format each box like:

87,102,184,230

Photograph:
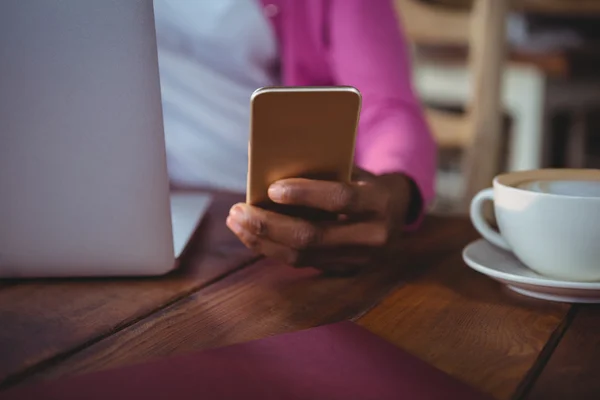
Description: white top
153,0,279,193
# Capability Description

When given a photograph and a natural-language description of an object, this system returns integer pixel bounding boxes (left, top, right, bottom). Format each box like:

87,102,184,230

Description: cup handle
470,188,511,251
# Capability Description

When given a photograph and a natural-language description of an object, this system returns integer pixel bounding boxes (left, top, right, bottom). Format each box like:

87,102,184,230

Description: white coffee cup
470,169,600,282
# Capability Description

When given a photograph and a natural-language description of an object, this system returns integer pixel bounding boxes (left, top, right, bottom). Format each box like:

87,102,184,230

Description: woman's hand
226,169,419,274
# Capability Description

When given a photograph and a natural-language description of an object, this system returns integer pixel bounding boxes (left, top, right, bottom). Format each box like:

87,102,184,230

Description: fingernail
226,216,243,235
229,204,246,222
268,183,285,202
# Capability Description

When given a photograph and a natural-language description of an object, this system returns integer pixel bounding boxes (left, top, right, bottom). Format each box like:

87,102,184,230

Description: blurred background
397,0,600,214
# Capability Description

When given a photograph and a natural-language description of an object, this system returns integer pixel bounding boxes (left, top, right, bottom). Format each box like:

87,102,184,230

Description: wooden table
0,192,598,399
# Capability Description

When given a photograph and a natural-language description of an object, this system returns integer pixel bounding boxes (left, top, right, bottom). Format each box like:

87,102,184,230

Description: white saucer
462,239,600,303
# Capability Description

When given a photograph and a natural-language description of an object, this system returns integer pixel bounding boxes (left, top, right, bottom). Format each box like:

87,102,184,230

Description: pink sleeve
327,0,437,226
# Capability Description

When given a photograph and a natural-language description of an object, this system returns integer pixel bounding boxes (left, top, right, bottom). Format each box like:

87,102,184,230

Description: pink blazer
259,0,437,218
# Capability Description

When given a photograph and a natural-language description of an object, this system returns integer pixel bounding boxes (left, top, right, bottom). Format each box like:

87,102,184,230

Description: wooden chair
395,0,508,209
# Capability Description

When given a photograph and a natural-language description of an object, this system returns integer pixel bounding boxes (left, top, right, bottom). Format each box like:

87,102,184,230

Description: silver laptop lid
0,0,175,277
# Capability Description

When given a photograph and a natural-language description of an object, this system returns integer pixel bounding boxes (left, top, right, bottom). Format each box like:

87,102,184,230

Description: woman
154,0,436,273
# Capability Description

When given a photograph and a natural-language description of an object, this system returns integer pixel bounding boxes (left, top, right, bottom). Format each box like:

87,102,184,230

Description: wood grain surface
0,192,255,387
14,217,474,387
2,204,597,399
525,305,600,400
357,252,570,400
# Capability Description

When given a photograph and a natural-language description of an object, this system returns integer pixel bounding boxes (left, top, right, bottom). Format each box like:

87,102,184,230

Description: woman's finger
228,203,389,249
229,203,322,249
319,221,389,247
226,215,298,265
267,178,390,215
228,212,379,273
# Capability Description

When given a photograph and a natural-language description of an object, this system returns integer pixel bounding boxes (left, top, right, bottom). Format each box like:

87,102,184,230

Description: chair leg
461,0,508,209
504,65,546,171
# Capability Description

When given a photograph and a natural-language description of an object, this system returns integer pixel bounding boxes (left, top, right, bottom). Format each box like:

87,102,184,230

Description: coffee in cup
516,179,600,197
470,169,600,282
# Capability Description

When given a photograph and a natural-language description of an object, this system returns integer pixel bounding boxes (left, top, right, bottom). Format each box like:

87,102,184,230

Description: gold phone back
247,86,361,206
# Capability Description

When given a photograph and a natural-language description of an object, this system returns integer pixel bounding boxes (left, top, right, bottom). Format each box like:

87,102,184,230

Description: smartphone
247,86,361,218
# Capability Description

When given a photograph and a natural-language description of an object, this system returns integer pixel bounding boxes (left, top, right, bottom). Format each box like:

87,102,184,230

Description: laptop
0,0,211,277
